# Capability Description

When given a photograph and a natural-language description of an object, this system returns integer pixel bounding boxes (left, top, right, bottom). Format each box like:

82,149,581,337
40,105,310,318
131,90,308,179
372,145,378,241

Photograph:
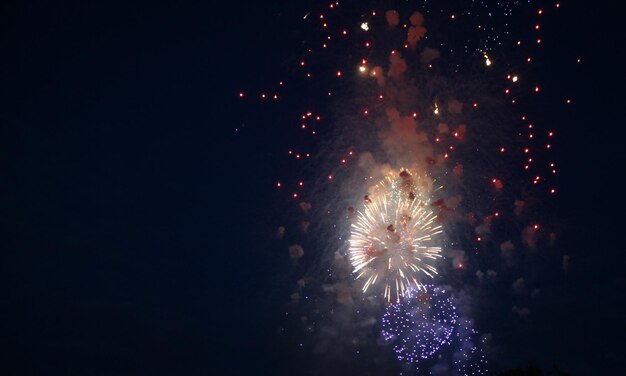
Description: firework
349,169,443,302
381,284,458,364
382,288,489,375
245,1,576,373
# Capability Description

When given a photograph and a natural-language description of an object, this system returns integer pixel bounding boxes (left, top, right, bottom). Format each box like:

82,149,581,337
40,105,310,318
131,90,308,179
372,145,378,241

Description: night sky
2,0,625,375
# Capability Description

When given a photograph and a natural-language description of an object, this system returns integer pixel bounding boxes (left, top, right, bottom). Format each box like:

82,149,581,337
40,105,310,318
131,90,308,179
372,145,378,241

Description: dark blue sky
1,0,624,375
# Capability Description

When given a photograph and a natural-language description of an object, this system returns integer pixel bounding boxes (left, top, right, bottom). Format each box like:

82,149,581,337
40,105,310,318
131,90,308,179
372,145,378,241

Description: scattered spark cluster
349,170,442,302
382,285,458,363
237,1,576,204
381,285,488,374
453,318,490,375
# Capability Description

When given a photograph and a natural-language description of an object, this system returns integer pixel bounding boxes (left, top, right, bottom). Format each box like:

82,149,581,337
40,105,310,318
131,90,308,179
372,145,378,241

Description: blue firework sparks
382,286,488,375
382,285,458,363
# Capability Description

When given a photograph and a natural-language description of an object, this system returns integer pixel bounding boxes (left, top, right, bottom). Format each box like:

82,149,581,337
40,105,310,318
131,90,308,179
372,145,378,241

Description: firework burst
244,1,578,372
349,169,443,302
381,284,458,364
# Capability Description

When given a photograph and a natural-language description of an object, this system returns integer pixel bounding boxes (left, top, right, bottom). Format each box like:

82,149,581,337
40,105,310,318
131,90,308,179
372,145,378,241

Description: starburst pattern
349,170,443,302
